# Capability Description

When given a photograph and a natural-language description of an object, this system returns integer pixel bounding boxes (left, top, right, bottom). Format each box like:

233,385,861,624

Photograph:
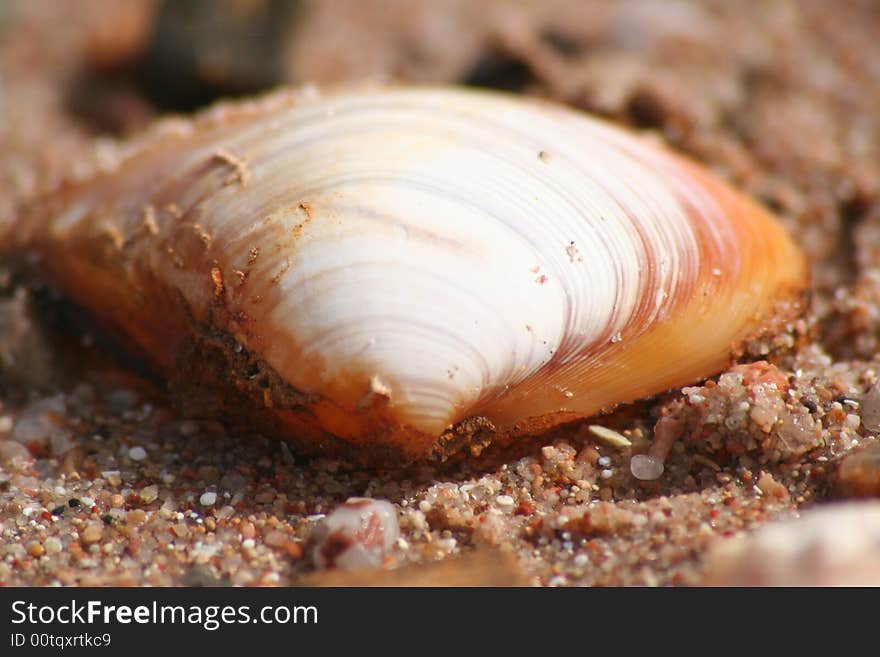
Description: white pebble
312,498,399,570
588,424,631,448
199,492,217,506
128,446,147,461
597,456,612,467
44,537,62,555
630,454,664,481
600,469,613,479
496,494,515,507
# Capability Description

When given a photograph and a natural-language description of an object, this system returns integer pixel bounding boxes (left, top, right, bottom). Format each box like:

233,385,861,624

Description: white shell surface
194,91,703,429
19,87,805,453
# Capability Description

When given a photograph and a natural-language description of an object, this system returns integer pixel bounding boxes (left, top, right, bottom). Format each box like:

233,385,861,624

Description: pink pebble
312,497,400,570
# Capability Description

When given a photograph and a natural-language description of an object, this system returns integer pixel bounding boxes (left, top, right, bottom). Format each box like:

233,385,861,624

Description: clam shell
10,87,806,463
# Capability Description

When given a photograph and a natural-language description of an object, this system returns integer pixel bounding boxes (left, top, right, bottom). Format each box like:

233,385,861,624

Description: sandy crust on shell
165,319,499,466
157,282,808,468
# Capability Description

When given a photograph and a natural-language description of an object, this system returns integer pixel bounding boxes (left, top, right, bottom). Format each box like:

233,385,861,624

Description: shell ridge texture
13,86,807,464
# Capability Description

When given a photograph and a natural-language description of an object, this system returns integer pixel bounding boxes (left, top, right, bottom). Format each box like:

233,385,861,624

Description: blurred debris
81,0,156,72
66,0,299,131
138,0,299,112
703,501,880,586
0,287,63,393
300,549,529,587
834,441,880,498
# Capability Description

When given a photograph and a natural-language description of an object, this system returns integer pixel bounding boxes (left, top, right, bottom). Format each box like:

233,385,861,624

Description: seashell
8,87,807,464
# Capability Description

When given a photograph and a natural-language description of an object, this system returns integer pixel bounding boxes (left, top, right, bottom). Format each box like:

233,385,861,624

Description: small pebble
199,491,217,506
589,425,632,448
26,541,44,558
844,413,861,431
312,497,400,570
630,454,664,481
265,530,287,547
126,509,147,525
128,446,147,461
139,486,158,504
496,494,515,507
80,523,103,544
255,490,275,504
862,384,880,432
44,537,62,555
11,396,66,450
5,544,26,560
0,440,30,463
835,441,880,498
756,471,790,501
